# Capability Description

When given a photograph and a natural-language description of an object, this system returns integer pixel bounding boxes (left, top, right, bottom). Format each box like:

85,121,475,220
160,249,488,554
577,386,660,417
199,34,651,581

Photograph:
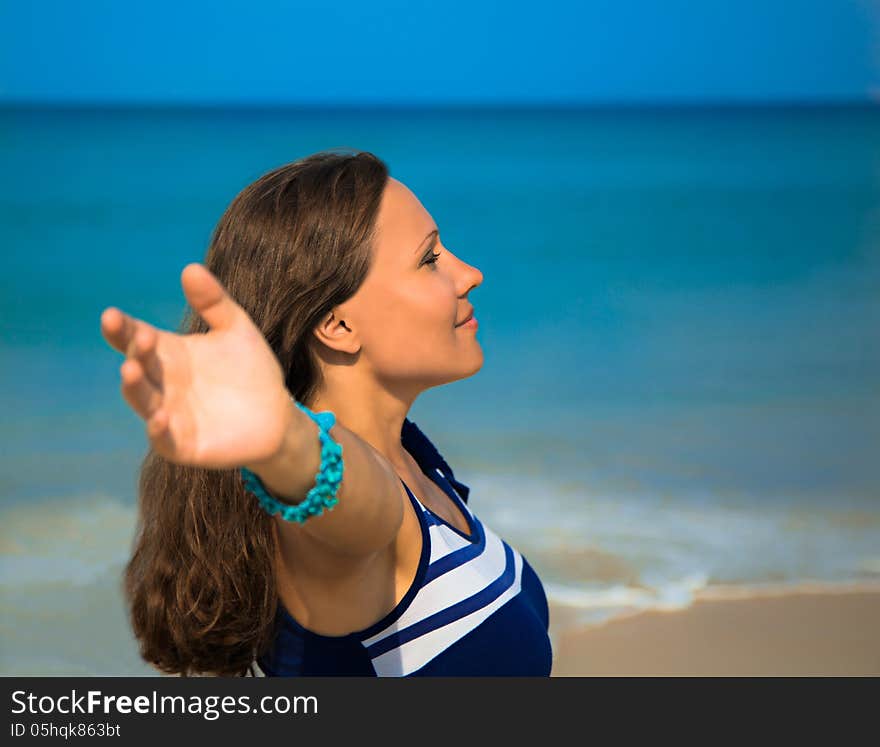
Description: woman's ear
313,309,360,355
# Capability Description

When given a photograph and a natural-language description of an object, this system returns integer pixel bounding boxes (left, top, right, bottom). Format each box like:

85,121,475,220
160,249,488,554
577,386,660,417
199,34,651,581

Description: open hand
100,263,294,470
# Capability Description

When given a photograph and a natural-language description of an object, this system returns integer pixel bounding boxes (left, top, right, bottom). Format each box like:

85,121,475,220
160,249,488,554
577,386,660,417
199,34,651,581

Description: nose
458,258,483,294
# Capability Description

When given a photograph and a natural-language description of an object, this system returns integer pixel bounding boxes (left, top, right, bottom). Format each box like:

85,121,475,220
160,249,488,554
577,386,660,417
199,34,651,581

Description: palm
100,263,292,470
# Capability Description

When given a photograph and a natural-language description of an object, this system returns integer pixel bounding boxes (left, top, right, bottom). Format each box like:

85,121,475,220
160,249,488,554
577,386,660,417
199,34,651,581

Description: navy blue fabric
408,556,552,676
257,418,552,677
400,418,471,505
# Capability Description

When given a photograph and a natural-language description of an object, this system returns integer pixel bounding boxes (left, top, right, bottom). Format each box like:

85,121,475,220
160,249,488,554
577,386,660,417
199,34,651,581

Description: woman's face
323,177,484,392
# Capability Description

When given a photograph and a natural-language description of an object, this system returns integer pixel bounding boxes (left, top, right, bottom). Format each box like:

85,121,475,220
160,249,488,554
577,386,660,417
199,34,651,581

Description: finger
144,407,178,459
102,307,152,361
130,323,164,390
120,358,163,421
180,263,245,332
100,307,132,354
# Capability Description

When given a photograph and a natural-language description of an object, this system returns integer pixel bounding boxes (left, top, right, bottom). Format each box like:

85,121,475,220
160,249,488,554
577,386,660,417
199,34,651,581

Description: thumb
180,263,245,332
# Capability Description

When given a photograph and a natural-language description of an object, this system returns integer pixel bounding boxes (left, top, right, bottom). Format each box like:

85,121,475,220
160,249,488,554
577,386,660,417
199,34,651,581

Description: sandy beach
549,583,880,676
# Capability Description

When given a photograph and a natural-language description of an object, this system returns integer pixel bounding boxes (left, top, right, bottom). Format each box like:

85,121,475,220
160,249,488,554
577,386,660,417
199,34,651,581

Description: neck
305,374,420,474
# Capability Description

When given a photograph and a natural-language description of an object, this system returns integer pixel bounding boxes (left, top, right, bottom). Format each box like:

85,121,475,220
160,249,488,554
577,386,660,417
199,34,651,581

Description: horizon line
1,96,877,112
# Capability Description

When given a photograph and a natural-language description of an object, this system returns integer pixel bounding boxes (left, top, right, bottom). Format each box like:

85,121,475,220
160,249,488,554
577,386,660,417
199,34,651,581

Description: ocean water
1,105,878,674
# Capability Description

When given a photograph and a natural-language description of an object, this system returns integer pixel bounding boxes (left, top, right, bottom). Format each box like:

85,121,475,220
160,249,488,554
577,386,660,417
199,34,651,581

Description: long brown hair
124,149,389,676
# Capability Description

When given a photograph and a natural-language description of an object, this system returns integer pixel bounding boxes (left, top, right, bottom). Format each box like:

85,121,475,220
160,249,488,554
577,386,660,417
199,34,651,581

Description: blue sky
0,0,877,104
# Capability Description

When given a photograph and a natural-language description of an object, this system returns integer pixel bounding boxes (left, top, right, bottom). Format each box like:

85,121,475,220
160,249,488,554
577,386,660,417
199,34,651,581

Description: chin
471,346,485,372
460,347,485,379
433,356,483,387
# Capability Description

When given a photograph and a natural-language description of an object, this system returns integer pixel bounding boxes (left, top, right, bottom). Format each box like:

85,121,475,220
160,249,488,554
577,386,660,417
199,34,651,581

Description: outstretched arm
100,263,404,560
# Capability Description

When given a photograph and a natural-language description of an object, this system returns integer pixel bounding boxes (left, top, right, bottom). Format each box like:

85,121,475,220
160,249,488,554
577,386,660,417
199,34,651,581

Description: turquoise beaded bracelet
239,397,344,524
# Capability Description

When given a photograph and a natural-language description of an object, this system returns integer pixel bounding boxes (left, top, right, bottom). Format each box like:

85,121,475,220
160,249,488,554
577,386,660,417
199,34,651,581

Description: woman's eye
423,251,441,267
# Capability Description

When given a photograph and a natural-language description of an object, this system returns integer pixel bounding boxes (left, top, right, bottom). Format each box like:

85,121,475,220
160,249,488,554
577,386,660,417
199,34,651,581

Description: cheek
369,297,456,365
391,283,455,331
421,290,458,334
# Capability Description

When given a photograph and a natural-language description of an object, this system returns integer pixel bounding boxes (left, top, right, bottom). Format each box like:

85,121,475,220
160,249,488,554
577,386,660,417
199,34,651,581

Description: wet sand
549,584,880,676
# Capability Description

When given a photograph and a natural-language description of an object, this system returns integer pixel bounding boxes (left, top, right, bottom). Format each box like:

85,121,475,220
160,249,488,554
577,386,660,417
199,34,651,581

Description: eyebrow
414,229,439,255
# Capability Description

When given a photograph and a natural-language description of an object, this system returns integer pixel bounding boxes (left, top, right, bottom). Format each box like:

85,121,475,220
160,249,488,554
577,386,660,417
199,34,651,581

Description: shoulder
402,419,471,504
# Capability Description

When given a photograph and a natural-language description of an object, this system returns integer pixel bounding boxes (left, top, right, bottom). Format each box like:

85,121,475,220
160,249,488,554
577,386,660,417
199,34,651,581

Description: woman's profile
99,149,552,677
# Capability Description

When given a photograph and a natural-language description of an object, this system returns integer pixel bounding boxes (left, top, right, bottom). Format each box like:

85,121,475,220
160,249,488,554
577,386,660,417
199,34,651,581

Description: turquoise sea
1,104,878,674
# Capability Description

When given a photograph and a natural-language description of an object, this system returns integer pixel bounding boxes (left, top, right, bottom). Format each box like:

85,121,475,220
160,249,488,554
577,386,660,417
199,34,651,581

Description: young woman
100,149,553,677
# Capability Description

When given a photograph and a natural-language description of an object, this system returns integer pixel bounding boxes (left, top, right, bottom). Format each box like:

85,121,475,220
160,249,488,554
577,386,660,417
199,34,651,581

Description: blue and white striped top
253,418,553,677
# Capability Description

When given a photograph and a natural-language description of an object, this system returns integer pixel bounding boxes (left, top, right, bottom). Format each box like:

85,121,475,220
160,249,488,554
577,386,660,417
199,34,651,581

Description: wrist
240,401,343,523
246,393,301,465
241,398,319,505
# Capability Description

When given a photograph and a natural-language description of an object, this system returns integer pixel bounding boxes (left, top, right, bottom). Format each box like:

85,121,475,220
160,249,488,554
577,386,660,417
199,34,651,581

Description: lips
455,309,474,327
